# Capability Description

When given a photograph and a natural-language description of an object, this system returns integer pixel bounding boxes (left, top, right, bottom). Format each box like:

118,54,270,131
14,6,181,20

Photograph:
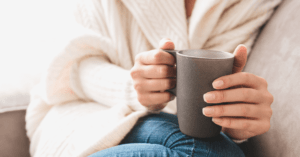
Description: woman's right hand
130,38,176,111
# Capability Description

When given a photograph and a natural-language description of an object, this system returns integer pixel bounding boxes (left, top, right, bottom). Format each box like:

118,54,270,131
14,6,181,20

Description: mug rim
177,49,234,59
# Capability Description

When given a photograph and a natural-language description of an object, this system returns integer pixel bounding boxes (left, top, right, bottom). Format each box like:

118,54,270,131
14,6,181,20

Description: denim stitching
189,138,195,157
142,120,195,157
162,128,181,147
146,121,195,157
206,141,211,157
140,119,209,157
143,121,178,143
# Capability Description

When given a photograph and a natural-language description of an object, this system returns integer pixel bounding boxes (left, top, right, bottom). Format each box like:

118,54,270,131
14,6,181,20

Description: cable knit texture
25,0,281,156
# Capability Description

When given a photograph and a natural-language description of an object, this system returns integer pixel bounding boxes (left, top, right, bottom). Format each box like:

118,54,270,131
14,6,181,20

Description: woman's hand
130,38,176,111
202,45,274,140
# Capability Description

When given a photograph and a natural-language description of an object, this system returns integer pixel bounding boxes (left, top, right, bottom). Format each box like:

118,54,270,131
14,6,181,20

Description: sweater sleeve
69,0,167,112
76,55,148,111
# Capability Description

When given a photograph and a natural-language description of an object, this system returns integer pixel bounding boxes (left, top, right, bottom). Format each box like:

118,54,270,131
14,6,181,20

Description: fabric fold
25,0,282,156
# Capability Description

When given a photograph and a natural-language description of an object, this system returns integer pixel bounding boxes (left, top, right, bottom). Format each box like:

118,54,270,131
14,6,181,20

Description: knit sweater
25,0,281,156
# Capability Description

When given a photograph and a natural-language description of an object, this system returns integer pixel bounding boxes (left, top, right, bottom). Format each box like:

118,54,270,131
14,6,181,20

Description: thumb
159,38,175,50
232,44,247,73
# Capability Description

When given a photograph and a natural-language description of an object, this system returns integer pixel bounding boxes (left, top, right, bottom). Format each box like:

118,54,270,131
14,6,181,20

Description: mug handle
163,49,178,96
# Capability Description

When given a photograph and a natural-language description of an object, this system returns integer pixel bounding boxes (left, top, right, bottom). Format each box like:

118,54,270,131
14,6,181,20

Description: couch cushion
242,0,300,156
0,110,30,157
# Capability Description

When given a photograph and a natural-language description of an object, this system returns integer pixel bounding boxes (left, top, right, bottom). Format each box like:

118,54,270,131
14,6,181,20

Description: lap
90,112,245,157
90,143,186,157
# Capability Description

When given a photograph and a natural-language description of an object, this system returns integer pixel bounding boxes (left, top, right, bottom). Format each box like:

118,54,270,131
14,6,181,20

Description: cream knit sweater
25,0,281,156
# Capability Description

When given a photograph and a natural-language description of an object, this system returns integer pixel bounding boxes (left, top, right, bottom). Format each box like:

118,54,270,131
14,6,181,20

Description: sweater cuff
76,56,149,111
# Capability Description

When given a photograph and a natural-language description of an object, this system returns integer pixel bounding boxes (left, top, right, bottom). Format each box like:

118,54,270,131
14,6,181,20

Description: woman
25,0,281,156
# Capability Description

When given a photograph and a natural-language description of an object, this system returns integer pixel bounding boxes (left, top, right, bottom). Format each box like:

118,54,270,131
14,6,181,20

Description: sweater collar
121,0,189,50
122,0,228,50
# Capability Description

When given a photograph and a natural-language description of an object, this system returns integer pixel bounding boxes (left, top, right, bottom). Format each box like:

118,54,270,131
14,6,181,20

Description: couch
0,0,299,156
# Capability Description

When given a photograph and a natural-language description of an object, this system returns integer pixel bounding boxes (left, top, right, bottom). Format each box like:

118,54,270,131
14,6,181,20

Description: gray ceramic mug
164,49,234,138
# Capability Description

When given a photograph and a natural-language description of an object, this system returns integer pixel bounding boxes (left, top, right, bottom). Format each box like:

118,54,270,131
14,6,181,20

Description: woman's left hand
202,45,274,140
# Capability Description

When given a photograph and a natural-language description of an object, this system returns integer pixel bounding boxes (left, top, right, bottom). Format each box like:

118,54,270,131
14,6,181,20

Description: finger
139,65,176,79
159,38,175,50
137,92,174,107
136,49,175,65
203,103,266,119
212,117,257,131
134,78,176,92
212,118,270,133
203,87,264,104
212,72,268,90
232,44,247,73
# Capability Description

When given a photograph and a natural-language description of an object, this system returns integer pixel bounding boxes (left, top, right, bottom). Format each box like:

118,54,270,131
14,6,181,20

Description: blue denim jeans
89,112,245,157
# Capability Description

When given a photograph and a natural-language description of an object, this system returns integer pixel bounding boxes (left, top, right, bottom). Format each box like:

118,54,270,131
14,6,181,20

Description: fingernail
213,80,224,88
203,107,214,115
212,118,222,123
203,93,215,102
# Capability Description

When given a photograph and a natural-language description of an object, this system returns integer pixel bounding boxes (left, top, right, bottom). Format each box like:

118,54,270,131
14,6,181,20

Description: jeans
89,112,245,157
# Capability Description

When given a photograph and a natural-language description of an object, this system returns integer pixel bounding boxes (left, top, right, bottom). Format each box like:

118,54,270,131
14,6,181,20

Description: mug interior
178,49,233,59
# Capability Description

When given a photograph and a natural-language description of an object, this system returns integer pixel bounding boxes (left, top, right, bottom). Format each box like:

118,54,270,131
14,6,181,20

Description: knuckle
241,72,250,82
130,68,140,79
153,50,163,63
260,77,268,87
268,93,274,104
264,92,274,104
223,77,229,87
159,66,169,76
135,53,142,62
241,72,249,77
165,79,172,90
133,81,143,92
243,72,251,78
218,106,225,116
160,80,167,90
159,79,173,91
164,80,169,90
218,91,226,102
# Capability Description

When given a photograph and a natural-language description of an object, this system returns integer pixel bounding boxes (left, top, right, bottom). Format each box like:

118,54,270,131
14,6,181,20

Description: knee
193,133,245,157
88,144,186,157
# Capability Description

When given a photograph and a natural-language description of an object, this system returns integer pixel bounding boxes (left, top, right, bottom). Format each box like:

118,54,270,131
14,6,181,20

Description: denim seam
140,120,198,156
144,121,178,143
189,138,195,157
144,120,194,157
162,124,181,146
99,147,175,157
206,142,211,157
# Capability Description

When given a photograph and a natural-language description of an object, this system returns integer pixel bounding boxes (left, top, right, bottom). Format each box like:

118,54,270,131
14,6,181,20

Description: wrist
221,130,248,144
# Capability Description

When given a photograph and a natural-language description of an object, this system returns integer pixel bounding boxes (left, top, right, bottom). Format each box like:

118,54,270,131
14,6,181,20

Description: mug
164,49,234,138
